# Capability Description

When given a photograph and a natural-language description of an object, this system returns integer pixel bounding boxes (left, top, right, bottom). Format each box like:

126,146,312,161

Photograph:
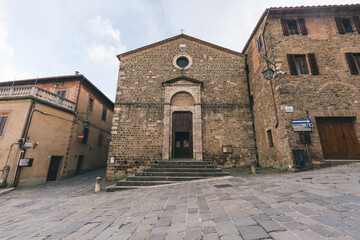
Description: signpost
292,119,313,132
292,119,313,168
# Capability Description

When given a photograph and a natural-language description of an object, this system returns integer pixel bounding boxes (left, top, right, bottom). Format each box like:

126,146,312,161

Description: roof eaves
118,34,244,59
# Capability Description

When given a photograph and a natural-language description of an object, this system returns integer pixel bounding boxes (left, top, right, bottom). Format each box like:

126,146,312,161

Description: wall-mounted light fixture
83,120,90,128
261,55,278,80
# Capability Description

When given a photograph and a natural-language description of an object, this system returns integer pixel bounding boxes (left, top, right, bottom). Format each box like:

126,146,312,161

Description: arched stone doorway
162,78,203,161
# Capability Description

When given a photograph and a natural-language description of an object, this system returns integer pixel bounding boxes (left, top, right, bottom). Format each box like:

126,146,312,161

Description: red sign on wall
78,133,84,141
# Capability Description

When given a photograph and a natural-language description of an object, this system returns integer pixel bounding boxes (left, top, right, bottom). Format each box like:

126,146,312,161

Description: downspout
61,77,84,178
262,10,279,128
12,99,35,187
244,54,259,165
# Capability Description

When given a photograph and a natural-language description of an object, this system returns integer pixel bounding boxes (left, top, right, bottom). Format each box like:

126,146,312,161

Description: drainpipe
12,100,35,187
261,10,279,128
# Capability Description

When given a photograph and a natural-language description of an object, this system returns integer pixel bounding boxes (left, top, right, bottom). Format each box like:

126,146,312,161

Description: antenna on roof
35,76,38,85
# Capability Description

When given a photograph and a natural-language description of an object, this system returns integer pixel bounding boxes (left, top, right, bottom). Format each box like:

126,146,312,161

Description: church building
107,35,256,179
107,4,360,180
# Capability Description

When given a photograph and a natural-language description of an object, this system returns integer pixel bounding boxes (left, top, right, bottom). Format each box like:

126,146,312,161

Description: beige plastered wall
0,99,32,186
17,102,73,186
63,84,113,177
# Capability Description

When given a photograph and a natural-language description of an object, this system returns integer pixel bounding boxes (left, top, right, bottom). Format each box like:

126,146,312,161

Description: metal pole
305,143,313,169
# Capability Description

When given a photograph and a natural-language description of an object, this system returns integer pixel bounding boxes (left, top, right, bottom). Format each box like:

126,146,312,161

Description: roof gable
118,34,243,59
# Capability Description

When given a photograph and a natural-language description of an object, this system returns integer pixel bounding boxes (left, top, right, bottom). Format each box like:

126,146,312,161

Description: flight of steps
106,160,230,191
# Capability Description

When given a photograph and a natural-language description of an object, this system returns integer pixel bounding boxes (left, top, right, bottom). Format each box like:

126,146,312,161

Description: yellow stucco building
0,74,114,187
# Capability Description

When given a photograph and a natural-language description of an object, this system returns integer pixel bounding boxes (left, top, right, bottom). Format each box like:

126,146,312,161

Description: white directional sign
292,119,313,132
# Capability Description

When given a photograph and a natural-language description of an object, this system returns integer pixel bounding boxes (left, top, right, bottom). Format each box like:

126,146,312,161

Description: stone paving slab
0,164,360,239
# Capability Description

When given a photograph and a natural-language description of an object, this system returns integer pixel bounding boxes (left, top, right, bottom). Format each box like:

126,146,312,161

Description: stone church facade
107,4,360,179
107,35,256,179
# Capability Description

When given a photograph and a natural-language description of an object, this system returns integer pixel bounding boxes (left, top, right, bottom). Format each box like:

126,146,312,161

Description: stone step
116,180,174,186
154,161,212,165
108,159,230,191
126,176,207,181
144,167,223,172
135,172,230,177
150,164,216,169
106,186,148,192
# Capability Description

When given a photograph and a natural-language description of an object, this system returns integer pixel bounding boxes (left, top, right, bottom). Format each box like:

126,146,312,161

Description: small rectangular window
56,90,66,98
98,133,103,146
287,20,299,35
88,98,94,112
345,53,360,74
82,128,89,144
281,19,307,36
267,130,274,148
294,55,309,74
0,116,8,136
257,35,263,52
102,108,107,121
342,18,353,32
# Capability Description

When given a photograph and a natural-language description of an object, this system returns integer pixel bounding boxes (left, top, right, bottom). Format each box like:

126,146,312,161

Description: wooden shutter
287,54,298,75
353,16,360,33
307,54,319,75
0,116,8,135
345,53,359,74
281,19,289,36
335,17,345,34
298,18,308,35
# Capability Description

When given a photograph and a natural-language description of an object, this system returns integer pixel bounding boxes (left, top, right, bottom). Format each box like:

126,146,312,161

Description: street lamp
83,120,90,128
262,68,275,80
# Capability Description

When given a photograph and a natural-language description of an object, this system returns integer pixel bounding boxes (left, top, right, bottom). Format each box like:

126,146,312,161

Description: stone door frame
162,82,203,161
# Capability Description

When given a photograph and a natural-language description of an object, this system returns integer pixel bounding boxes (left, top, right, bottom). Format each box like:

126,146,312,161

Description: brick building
107,4,360,179
243,4,360,168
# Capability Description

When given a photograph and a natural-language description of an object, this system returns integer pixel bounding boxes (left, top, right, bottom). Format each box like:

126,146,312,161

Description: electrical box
23,142,33,148
19,158,33,167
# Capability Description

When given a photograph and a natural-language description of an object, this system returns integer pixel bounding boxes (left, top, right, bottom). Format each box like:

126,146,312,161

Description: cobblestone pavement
1,164,360,240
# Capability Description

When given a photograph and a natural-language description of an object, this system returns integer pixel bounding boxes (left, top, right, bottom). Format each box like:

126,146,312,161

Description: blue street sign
291,119,312,124
292,119,313,131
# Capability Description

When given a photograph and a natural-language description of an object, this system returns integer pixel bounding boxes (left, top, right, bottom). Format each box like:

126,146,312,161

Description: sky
0,0,359,101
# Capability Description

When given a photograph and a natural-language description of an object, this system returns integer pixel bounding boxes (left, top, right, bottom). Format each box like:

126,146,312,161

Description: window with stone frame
287,53,319,75
0,115,8,136
281,18,308,35
267,129,274,148
88,98,94,112
98,133,103,146
82,128,89,144
335,16,360,34
56,89,66,98
101,108,106,121
345,53,360,74
257,34,263,52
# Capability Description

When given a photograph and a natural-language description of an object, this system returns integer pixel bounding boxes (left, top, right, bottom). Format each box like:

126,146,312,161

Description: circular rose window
176,56,189,68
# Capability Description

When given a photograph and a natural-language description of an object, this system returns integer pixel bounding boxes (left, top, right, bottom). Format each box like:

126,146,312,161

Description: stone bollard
251,161,257,174
95,177,101,192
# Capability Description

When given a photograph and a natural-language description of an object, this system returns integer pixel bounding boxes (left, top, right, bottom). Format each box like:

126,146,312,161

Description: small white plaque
285,106,294,113
110,157,115,164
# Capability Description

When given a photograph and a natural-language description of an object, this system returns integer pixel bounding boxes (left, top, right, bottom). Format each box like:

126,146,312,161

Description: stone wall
107,36,256,179
246,10,360,169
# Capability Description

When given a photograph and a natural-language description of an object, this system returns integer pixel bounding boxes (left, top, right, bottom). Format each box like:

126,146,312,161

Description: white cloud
88,16,120,41
0,10,14,57
86,16,126,64
87,44,117,62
